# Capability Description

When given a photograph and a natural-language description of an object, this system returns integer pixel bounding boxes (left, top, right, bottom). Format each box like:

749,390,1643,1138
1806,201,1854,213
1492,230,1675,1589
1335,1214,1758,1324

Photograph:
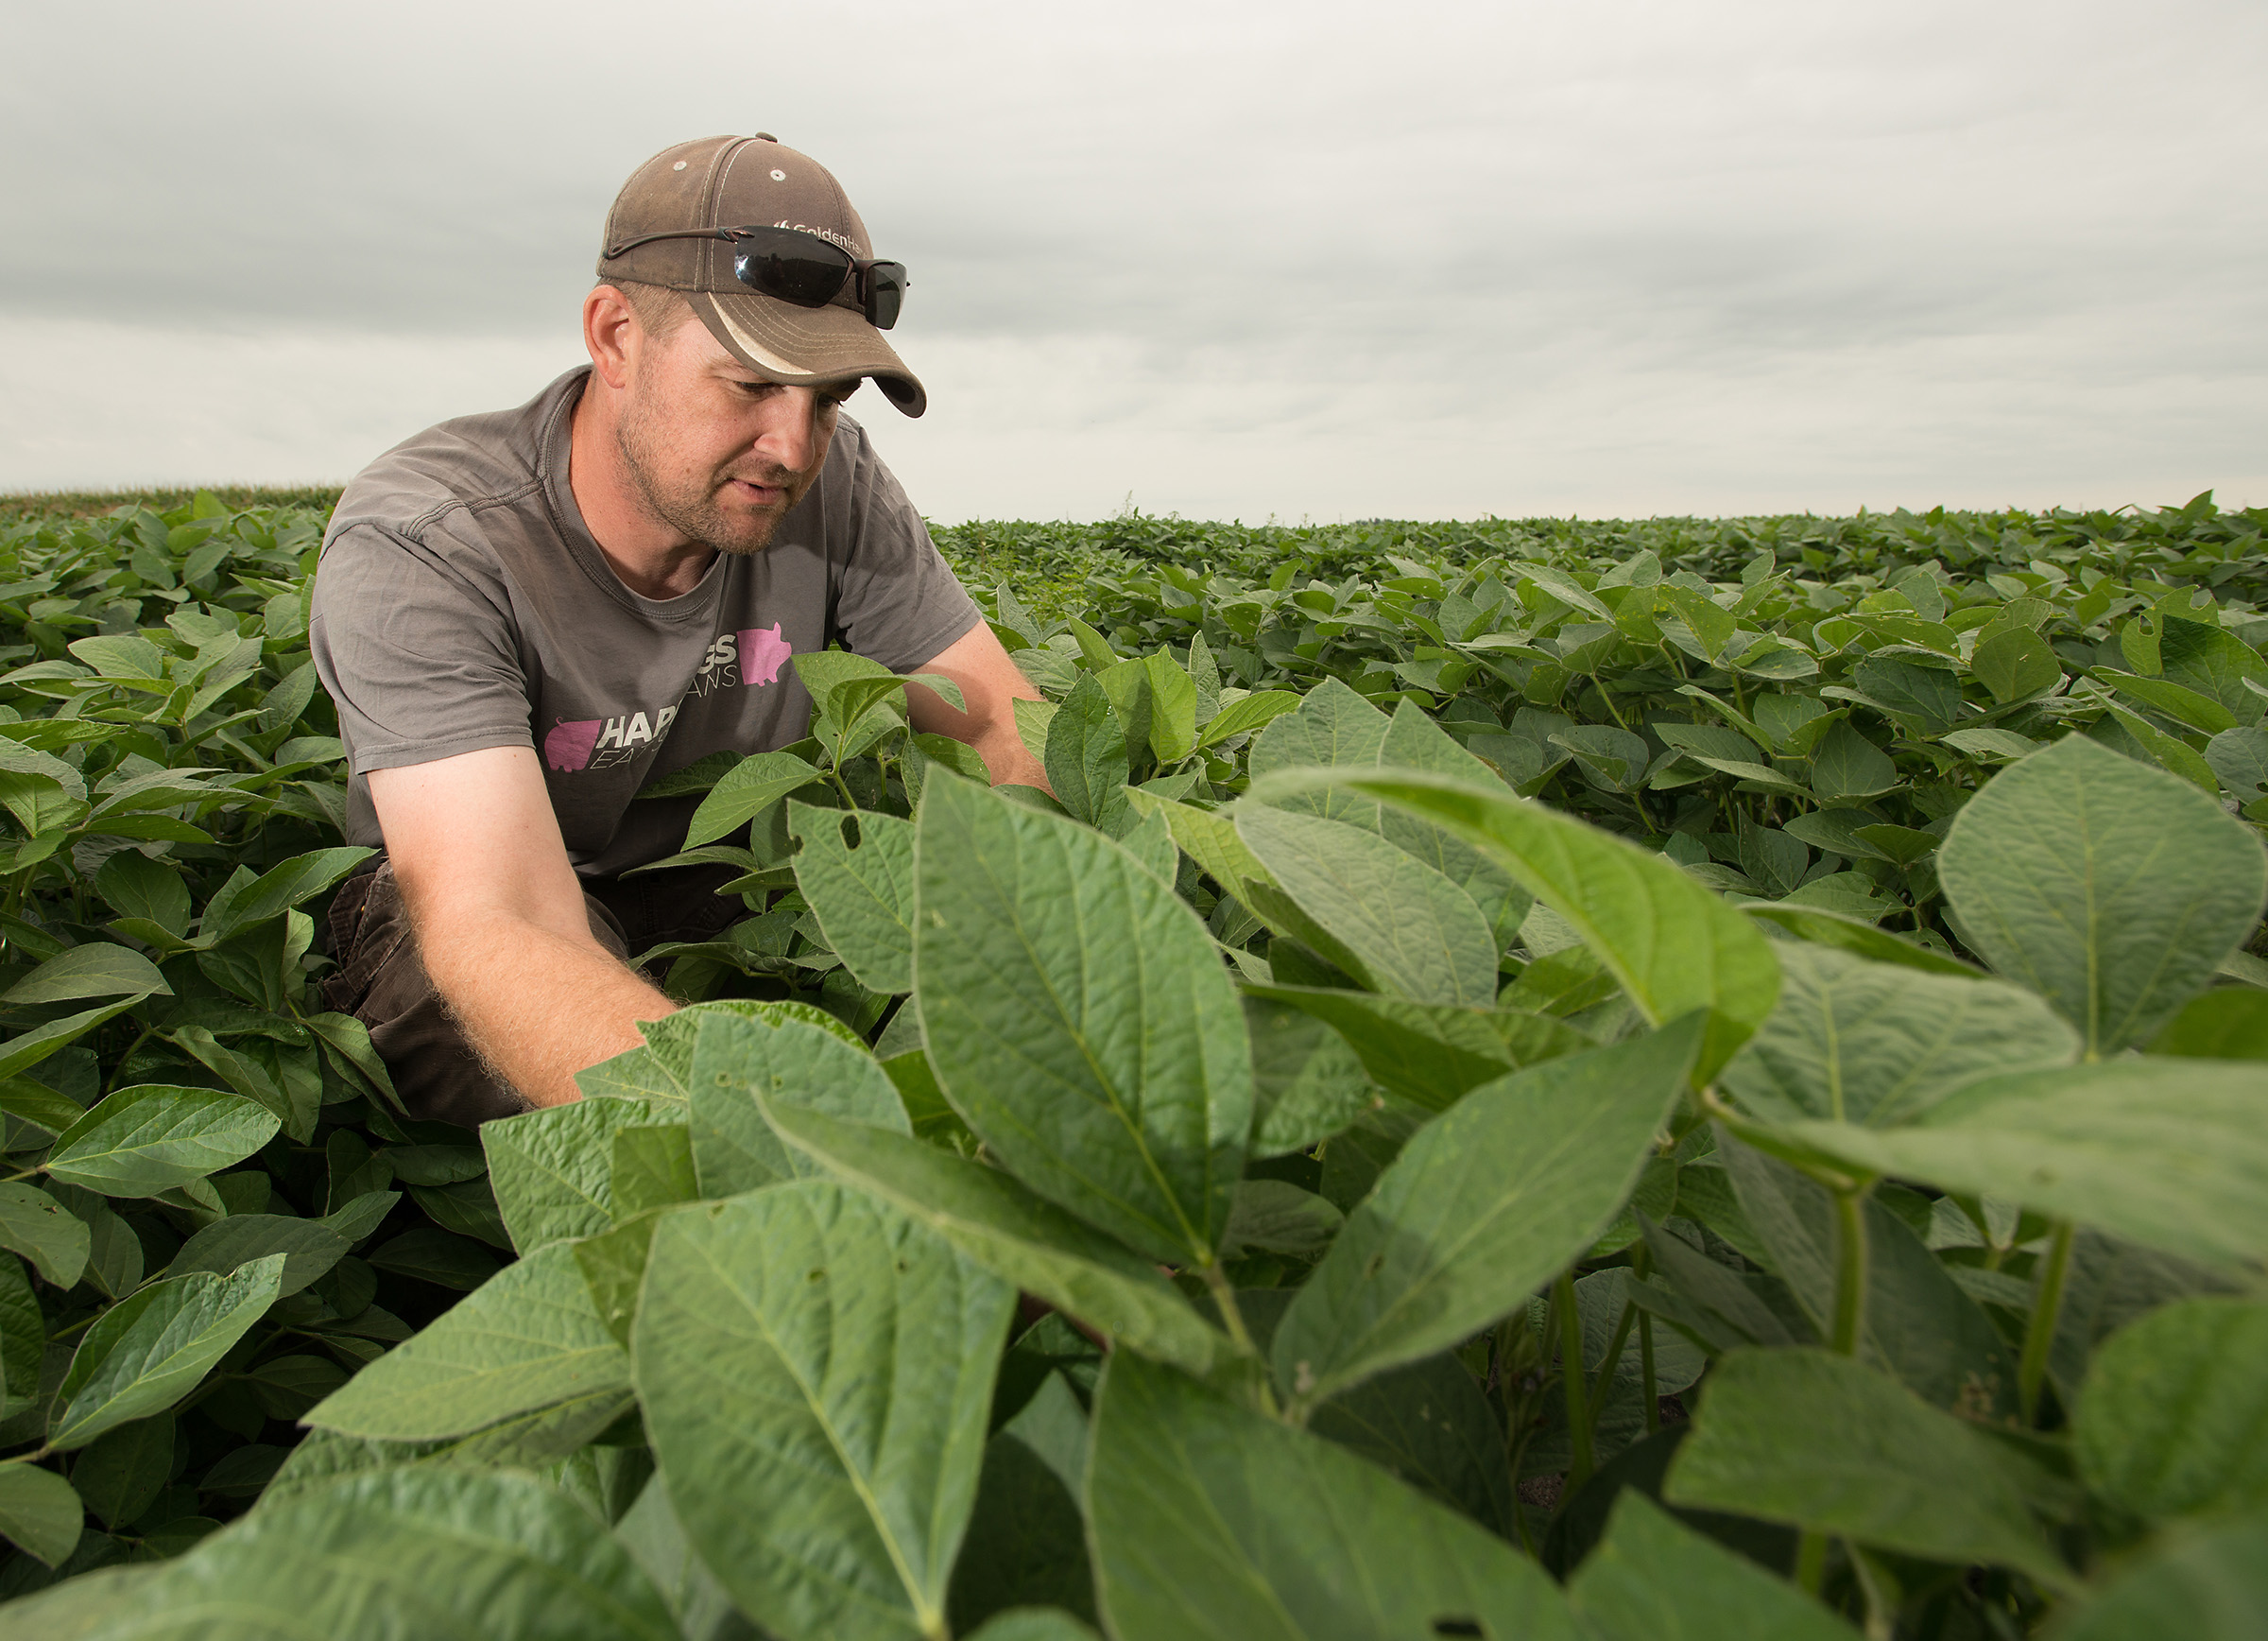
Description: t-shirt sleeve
309,520,537,774
825,425,984,673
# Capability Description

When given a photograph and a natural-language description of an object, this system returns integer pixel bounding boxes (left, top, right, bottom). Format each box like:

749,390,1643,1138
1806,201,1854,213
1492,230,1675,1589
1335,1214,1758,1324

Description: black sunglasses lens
732,232,851,307
865,262,907,330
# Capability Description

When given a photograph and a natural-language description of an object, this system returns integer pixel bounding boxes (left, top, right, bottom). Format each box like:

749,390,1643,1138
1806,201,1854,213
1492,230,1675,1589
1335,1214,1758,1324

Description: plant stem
1555,1269,1595,1488
1830,1183,1869,1356
2018,1219,2075,1426
1795,1529,1830,1596
1197,1262,1280,1419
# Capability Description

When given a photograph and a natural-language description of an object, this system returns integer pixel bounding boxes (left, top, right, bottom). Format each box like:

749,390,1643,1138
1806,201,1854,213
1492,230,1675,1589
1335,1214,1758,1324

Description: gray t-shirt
310,366,982,878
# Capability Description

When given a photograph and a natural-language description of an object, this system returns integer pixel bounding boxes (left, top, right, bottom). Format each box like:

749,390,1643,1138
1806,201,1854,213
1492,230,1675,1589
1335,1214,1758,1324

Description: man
311,134,1043,1127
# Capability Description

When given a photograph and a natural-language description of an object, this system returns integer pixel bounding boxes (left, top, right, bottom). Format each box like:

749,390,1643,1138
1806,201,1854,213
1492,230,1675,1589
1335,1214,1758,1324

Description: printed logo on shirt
544,704,679,773
544,624,796,773
687,622,795,701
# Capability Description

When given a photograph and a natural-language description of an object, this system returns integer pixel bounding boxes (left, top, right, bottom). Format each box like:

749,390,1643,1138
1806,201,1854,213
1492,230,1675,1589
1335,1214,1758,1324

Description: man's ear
583,285,642,391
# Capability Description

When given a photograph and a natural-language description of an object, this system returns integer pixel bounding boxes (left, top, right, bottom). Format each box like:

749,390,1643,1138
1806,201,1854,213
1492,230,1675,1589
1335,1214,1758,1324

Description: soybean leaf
1778,1058,2268,1275
1042,673,1132,836
1243,995,1375,1157
0,998,144,1081
758,1095,1222,1374
1936,734,2268,1056
1971,628,2063,706
1307,1349,1520,1538
917,774,1250,1266
1741,902,1983,977
947,1432,1099,1632
634,1180,1013,1641
2052,1508,2268,1641
1086,1352,1577,1641
2151,989,2268,1060
1143,649,1199,765
689,1011,908,1197
1246,676,1393,824
685,751,826,849
1244,983,1594,1112
1221,1181,1343,1259
197,846,372,944
1664,1347,2076,1590
611,1124,698,1218
48,1254,285,1450
576,1042,688,1106
483,1096,654,1252
1568,1492,1857,1641
305,1242,627,1442
1196,688,1300,750
45,1084,280,1197
0,1460,81,1568
68,1412,174,1530
2074,1298,2268,1524
0,942,168,1006
1720,944,2077,1127
0,1182,90,1287
0,1467,679,1640
1809,721,1899,802
0,1252,43,1407
167,1212,349,1297
1237,804,1500,1007
1259,767,1779,1080
1376,701,1534,944
1273,1015,1703,1410
788,800,917,993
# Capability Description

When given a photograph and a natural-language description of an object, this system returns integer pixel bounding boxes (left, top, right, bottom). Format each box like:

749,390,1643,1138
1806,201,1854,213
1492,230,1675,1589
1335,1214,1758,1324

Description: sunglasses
604,224,908,330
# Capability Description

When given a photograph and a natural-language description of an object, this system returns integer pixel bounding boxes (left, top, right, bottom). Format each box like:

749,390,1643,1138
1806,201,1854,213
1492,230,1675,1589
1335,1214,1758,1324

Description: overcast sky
3,0,2262,521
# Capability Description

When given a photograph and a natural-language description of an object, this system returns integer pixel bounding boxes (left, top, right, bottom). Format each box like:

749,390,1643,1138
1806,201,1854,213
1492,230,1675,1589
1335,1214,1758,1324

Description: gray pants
320,857,742,1128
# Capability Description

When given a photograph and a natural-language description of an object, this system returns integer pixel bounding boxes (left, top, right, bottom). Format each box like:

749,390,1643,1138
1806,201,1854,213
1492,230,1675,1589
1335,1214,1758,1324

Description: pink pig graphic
737,624,794,686
544,717,603,772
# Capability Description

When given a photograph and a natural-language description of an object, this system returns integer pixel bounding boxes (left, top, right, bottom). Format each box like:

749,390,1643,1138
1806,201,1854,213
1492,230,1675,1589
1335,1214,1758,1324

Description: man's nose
751,389,824,474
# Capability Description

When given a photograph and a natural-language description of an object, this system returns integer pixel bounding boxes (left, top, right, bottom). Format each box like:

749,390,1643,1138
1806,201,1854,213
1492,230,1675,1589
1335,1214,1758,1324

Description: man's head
579,135,920,557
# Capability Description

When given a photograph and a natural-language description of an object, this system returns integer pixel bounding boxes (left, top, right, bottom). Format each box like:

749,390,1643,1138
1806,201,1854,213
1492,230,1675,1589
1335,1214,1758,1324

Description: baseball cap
597,134,925,417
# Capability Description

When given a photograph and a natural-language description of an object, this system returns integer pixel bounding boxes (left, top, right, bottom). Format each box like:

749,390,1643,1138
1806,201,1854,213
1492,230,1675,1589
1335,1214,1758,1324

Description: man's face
611,311,855,556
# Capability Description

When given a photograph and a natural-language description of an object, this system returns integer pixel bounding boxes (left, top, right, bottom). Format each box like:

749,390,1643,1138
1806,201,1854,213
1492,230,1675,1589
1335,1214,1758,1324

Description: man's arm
903,622,1051,789
366,746,672,1108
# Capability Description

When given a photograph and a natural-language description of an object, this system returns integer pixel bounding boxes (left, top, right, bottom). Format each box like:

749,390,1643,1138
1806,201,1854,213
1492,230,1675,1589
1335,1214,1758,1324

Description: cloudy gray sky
4,0,2262,520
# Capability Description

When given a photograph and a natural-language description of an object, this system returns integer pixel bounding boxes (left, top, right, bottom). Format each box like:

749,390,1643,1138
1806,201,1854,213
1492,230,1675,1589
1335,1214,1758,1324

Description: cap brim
688,289,926,418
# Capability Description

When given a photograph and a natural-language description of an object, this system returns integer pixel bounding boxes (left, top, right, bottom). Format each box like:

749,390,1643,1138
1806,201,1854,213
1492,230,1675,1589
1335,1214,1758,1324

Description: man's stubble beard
613,383,787,559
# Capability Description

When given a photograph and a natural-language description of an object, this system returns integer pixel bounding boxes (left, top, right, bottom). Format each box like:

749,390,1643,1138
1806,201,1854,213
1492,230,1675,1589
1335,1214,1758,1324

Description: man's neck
566,382,718,601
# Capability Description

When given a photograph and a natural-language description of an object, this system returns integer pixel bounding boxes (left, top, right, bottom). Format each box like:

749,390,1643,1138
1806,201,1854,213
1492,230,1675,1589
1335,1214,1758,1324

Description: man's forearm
417,909,673,1108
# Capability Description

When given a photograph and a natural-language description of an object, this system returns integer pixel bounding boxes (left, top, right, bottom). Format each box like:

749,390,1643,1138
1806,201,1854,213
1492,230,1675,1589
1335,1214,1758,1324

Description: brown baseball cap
597,135,925,417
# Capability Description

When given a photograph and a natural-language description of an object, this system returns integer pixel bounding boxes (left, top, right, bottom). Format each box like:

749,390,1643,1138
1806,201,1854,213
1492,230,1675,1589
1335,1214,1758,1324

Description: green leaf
689,1010,907,1196
305,1242,627,1442
2075,1298,2268,1523
1247,677,1394,823
610,1123,697,1218
45,1084,280,1197
575,1042,687,1106
1721,944,2076,1127
1776,1058,2268,1274
69,1412,174,1530
0,1182,90,1287
1853,655,1961,734
1741,902,1983,977
1143,649,1199,765
788,800,916,993
0,942,168,1005
482,1096,654,1252
1273,1016,1703,1410
1809,720,1900,801
198,847,372,944
1222,1180,1343,1258
1664,1347,2075,1590
1086,1351,1577,1641
48,1254,285,1450
1244,983,1594,1111
573,1216,658,1350
1937,734,2268,1056
1237,804,1500,1006
1041,673,1132,835
0,1467,679,1640
2098,668,2239,734
0,1252,43,1408
2151,988,2268,1060
1568,1492,1857,1641
2205,725,2268,804
0,998,144,1081
2052,1508,2268,1641
1257,767,1779,1080
757,1095,1222,1374
1971,627,2064,706
0,1460,81,1568
635,1180,1014,1641
948,1433,1098,1632
167,1212,349,1297
1244,995,1374,1156
916,774,1250,1265
1196,688,1300,750
1306,1347,1521,1538
684,751,825,849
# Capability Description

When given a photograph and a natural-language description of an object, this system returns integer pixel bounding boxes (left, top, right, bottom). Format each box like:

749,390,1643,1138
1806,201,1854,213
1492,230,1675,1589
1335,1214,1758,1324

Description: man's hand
904,622,1050,790
367,746,671,1108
